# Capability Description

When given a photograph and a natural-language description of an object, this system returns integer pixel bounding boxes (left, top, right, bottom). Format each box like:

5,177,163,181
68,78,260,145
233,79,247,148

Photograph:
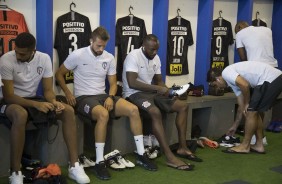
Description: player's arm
126,72,168,94
226,94,244,136
237,47,247,61
55,64,76,106
107,74,118,96
235,75,250,113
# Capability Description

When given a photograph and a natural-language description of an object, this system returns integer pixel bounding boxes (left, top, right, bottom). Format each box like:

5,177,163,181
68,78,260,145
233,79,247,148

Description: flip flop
222,148,248,154
250,148,266,154
175,153,203,162
167,163,194,171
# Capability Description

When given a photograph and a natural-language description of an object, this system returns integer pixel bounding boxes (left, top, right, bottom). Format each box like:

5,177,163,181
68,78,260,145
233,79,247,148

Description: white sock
134,135,145,155
95,143,105,164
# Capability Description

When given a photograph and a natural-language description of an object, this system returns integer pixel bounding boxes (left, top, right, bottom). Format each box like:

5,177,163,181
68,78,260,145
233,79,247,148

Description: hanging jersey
252,19,267,27
115,16,147,81
167,17,193,76
54,11,92,84
0,10,29,57
211,18,234,69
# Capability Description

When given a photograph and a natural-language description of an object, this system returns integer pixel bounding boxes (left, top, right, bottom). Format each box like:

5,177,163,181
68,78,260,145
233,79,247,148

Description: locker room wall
0,0,280,95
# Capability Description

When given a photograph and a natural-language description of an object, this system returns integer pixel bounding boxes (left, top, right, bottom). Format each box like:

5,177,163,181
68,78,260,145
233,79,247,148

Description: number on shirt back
173,36,184,56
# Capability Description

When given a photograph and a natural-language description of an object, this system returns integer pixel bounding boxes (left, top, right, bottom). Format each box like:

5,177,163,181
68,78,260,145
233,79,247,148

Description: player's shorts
248,75,282,112
75,94,120,120
0,100,12,128
128,92,176,113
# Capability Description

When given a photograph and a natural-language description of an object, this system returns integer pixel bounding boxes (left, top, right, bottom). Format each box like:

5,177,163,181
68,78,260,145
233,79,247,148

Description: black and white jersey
115,16,147,81
166,17,193,76
252,19,267,27
54,11,92,83
211,18,234,69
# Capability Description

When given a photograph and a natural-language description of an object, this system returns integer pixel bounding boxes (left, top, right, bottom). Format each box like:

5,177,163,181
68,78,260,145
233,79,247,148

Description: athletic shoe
107,158,126,170
68,162,90,184
93,161,111,180
79,154,95,168
144,146,158,159
199,137,219,148
168,84,190,97
116,154,135,168
104,150,120,160
217,134,240,147
250,136,268,145
9,171,24,184
135,153,158,171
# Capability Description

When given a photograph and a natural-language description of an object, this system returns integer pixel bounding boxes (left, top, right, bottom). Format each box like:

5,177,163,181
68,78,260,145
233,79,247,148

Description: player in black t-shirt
167,17,193,76
211,18,234,69
54,12,92,83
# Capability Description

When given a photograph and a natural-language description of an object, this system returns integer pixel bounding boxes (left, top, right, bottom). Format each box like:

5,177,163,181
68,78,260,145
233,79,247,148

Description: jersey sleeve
63,52,78,71
0,56,14,80
115,19,121,46
19,13,29,32
187,21,194,46
124,53,139,73
43,54,53,78
235,32,244,49
107,56,117,76
228,22,234,45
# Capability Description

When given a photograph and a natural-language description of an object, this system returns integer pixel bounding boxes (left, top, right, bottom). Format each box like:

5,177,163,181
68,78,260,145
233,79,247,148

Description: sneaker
217,134,240,147
9,171,24,184
116,154,135,168
169,84,190,97
135,153,158,171
107,158,126,170
93,161,111,180
79,154,95,168
144,146,158,159
250,135,268,145
68,162,90,184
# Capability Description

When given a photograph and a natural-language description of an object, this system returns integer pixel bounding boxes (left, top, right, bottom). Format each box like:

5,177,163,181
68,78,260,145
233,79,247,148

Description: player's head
90,26,110,56
207,67,226,88
15,32,36,63
235,21,249,34
142,34,160,60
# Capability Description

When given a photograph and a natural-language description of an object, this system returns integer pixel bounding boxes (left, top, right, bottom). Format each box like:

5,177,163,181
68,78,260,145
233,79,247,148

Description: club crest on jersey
142,101,151,108
37,67,43,75
170,64,182,74
102,62,107,70
84,104,90,114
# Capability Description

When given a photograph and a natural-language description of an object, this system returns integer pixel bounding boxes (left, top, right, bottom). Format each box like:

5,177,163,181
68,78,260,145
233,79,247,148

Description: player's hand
157,86,169,95
243,104,249,116
53,101,65,114
66,93,76,107
35,101,56,113
104,97,114,111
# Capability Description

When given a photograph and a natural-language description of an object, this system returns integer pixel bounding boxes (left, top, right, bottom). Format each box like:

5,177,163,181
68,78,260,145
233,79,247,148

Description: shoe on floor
93,161,111,180
136,153,158,171
9,171,24,184
68,162,90,184
116,154,135,168
107,158,126,170
250,136,268,145
79,154,95,168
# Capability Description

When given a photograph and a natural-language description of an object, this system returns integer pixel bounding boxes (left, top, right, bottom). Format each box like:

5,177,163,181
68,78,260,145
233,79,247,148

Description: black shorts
128,92,176,113
248,75,282,112
75,94,121,120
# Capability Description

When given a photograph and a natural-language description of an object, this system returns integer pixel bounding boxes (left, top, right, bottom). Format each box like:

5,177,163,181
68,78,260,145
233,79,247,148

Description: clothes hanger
176,8,181,18
256,11,260,20
0,0,13,11
128,5,133,16
70,1,76,12
218,10,223,19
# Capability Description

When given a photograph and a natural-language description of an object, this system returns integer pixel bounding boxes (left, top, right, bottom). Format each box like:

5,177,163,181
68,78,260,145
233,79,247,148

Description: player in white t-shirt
235,21,278,67
207,62,282,154
56,27,157,180
0,33,90,184
123,34,201,171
